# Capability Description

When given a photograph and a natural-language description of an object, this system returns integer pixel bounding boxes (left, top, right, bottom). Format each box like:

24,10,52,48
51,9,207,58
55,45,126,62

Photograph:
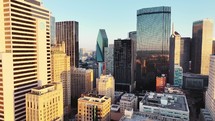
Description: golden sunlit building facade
0,0,50,120
77,94,111,121
51,41,71,114
26,82,63,121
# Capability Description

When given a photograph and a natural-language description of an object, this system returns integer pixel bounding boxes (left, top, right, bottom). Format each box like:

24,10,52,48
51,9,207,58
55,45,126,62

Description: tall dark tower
56,21,79,67
136,6,171,91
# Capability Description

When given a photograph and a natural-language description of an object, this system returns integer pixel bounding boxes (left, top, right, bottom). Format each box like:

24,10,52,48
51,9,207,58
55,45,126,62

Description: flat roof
141,92,189,112
120,112,158,121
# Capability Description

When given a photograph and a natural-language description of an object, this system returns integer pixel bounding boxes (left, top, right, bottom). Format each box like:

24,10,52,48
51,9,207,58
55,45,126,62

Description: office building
96,29,108,76
206,55,215,120
129,31,137,42
71,68,93,98
174,65,183,87
56,21,79,67
104,44,114,75
77,94,111,121
213,40,215,54
97,74,115,103
169,31,181,84
136,6,171,91
156,74,166,93
199,109,213,121
139,92,189,121
50,16,56,46
191,19,213,75
119,93,137,114
183,73,208,90
180,37,192,73
114,39,135,92
0,0,50,120
26,82,63,121
51,42,71,114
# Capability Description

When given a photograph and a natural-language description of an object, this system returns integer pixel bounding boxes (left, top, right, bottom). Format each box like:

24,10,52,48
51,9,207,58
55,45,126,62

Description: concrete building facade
119,93,138,114
0,0,51,120
97,74,115,103
26,82,64,121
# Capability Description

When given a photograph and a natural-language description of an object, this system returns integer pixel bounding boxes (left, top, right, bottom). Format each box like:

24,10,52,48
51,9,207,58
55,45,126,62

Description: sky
42,0,215,50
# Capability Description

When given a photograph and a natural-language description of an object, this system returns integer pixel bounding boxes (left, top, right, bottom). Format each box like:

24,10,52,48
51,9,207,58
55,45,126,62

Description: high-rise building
119,93,137,114
96,29,108,76
156,75,166,93
174,65,183,87
169,31,181,84
205,55,215,119
104,44,114,75
26,82,64,121
114,39,135,92
71,68,93,98
136,6,171,91
129,31,137,42
0,0,50,120
97,74,115,103
191,19,213,75
77,94,111,121
50,16,56,46
212,40,215,54
51,42,71,114
56,21,79,67
180,37,192,73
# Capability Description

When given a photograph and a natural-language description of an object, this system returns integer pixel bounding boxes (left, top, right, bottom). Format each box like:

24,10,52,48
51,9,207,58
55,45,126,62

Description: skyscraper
96,29,108,76
0,0,50,120
174,65,183,87
169,31,181,84
26,82,64,121
51,42,71,114
191,19,213,75
212,40,215,54
136,6,171,91
180,37,192,73
97,74,115,103
104,44,114,75
114,39,135,92
56,21,79,67
205,55,215,120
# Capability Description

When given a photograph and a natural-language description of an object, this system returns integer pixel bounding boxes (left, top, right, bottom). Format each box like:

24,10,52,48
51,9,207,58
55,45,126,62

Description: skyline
43,0,215,50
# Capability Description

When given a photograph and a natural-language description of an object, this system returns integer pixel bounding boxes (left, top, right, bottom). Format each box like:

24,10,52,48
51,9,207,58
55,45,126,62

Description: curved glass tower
136,6,171,91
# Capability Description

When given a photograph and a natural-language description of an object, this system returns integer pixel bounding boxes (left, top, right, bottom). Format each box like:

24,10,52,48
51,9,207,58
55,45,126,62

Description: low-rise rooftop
141,92,189,111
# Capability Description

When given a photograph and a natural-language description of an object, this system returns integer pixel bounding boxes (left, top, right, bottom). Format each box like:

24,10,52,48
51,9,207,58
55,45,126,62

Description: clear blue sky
43,0,215,50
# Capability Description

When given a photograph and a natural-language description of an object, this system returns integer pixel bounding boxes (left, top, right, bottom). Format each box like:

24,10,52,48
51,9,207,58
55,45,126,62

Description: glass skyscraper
136,6,171,91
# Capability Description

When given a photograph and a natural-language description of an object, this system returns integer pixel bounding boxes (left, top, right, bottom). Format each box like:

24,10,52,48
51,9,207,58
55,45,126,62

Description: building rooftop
111,104,120,112
141,92,189,112
79,93,110,103
183,72,208,78
120,111,158,121
121,93,136,102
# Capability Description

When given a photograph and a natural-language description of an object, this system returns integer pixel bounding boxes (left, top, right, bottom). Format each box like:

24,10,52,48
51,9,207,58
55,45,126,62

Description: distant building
96,29,108,77
79,48,86,59
205,55,215,120
169,31,181,84
51,42,71,114
213,40,215,54
26,82,64,121
114,39,135,92
183,73,208,90
119,93,138,113
139,92,189,121
174,65,183,87
191,19,213,75
136,6,171,91
104,44,114,75
97,74,115,103
71,68,93,98
156,75,166,93
77,94,111,121
56,21,79,67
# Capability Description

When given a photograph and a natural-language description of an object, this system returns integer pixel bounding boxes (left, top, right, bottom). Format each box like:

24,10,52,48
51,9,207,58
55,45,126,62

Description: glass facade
136,6,171,91
96,29,108,62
